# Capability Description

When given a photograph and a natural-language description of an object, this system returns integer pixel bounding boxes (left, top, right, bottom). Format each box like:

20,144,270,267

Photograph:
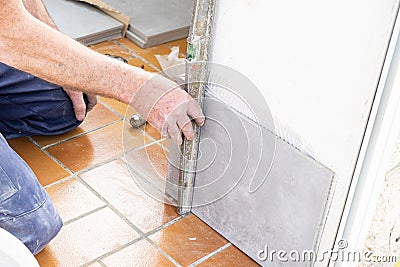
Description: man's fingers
72,100,86,121
64,89,87,121
167,123,182,146
187,100,205,126
177,117,195,141
69,91,86,121
86,94,98,112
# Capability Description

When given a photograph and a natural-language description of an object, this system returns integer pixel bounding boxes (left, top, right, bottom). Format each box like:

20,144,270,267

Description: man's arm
0,0,148,103
0,0,204,143
22,0,98,121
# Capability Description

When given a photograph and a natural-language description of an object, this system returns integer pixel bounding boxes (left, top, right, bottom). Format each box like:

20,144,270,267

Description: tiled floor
6,38,258,266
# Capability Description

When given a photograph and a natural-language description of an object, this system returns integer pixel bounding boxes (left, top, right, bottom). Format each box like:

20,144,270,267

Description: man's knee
0,195,63,255
0,135,63,254
0,90,82,138
0,62,82,138
23,197,63,255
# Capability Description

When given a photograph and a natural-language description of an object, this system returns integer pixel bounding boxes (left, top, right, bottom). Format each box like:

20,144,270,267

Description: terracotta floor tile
161,139,171,150
164,39,188,56
7,137,70,186
123,120,153,151
128,57,157,73
99,97,142,123
102,239,175,267
125,143,169,182
149,214,228,266
89,40,132,59
144,123,162,140
35,248,59,267
99,97,130,117
198,245,259,267
46,178,104,222
33,103,120,147
47,121,150,173
35,208,140,267
80,159,179,233
117,39,172,70
144,143,170,178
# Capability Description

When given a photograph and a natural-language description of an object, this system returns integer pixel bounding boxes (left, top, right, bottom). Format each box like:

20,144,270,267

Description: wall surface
207,0,400,260
360,141,400,266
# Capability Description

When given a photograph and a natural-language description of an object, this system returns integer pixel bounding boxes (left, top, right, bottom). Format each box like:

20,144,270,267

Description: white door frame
333,5,400,266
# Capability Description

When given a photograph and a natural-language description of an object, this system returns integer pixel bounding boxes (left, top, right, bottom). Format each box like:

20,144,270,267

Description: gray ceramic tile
43,0,123,45
103,0,193,47
167,95,334,266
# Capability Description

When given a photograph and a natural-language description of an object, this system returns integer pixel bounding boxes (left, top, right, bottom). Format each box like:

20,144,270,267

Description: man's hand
132,75,205,146
64,89,97,121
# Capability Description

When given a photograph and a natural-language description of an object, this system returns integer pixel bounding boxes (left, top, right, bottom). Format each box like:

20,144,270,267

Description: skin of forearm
0,1,153,104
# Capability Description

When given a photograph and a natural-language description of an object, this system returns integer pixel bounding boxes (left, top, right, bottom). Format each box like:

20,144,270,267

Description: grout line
137,126,159,143
75,186,185,267
29,117,170,197
75,176,178,267
113,40,161,72
63,205,108,226
158,138,170,153
80,237,145,267
122,116,160,144
29,119,161,180
188,243,232,267
107,204,147,236
30,105,165,185
97,97,162,145
122,158,173,204
41,119,122,150
125,138,163,153
74,174,147,236
43,174,74,189
125,55,138,61
118,154,178,207
97,98,125,120
143,213,191,267
73,176,112,205
97,208,184,267
74,154,126,176
145,213,189,236
72,139,161,177
27,136,74,176
96,98,160,147
43,138,160,184
142,137,164,147
76,169,188,267
145,237,182,267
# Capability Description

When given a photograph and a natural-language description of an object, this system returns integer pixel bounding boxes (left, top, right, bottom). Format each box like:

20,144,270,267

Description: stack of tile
103,0,193,48
43,0,124,46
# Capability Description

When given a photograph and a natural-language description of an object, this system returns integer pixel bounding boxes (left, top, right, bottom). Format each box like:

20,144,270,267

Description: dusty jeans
0,62,82,254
